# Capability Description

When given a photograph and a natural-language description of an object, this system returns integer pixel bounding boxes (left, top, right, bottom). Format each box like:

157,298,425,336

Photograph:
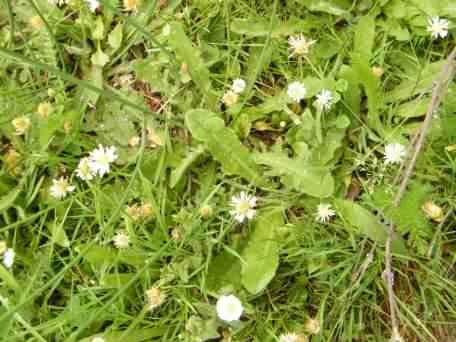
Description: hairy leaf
241,211,283,294
186,110,265,187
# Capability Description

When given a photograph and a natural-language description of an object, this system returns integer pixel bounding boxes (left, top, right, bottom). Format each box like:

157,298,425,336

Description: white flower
48,0,67,5
76,157,95,181
216,295,243,322
288,34,316,57
3,249,15,268
231,79,246,94
427,16,449,39
88,145,118,177
230,192,257,223
287,82,306,103
315,89,333,111
50,177,76,199
279,333,301,342
384,143,406,165
84,0,100,12
113,230,130,249
91,337,105,342
316,203,336,223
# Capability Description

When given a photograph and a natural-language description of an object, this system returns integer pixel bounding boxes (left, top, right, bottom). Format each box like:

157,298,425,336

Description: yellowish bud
199,205,213,219
0,241,7,255
372,66,384,78
124,0,139,11
30,16,44,30
37,102,53,119
422,201,444,222
222,90,239,107
12,116,31,135
304,318,321,335
145,287,165,310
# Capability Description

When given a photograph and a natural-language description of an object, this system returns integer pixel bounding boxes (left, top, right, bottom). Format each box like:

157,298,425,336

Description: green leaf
48,221,70,248
168,22,217,110
354,16,376,59
185,109,265,187
241,211,283,294
92,17,105,41
255,152,334,197
0,183,22,213
206,250,242,292
108,23,123,51
295,0,351,17
386,61,445,102
335,199,407,255
78,244,147,267
0,265,19,289
79,328,167,342
91,48,109,67
170,145,206,188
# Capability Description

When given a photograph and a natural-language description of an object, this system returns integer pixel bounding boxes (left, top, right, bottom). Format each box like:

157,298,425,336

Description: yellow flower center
238,200,251,214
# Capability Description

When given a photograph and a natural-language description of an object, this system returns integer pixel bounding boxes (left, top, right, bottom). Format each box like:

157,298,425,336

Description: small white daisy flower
50,177,76,199
316,203,336,223
113,230,130,249
427,16,449,39
231,79,246,94
76,157,95,181
288,34,316,57
315,89,333,112
216,295,243,322
279,333,302,342
230,191,257,223
287,82,306,103
384,143,406,165
3,248,15,268
91,337,105,342
48,0,67,6
88,145,118,177
84,0,100,12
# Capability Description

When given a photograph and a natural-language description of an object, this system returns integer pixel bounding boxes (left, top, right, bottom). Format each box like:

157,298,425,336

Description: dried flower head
128,135,140,147
12,116,31,135
422,201,444,222
222,90,239,107
288,34,316,57
199,205,213,219
372,66,384,78
30,16,44,30
124,0,139,11
145,287,165,310
304,318,321,335
37,102,53,119
113,230,130,249
5,149,21,176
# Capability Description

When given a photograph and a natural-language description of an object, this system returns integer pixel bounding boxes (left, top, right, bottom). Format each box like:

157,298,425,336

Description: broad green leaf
0,183,22,213
386,61,445,102
186,110,265,187
170,145,206,188
255,152,334,197
295,0,351,17
396,96,429,118
0,265,19,289
168,22,217,110
91,48,109,67
100,273,137,288
206,250,242,292
241,211,283,294
82,65,103,106
354,16,376,59
246,42,273,88
231,17,308,37
335,199,407,255
108,23,123,51
78,244,147,267
48,221,70,248
92,17,105,40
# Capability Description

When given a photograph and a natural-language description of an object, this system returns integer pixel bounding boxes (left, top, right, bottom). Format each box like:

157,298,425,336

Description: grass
0,0,456,341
